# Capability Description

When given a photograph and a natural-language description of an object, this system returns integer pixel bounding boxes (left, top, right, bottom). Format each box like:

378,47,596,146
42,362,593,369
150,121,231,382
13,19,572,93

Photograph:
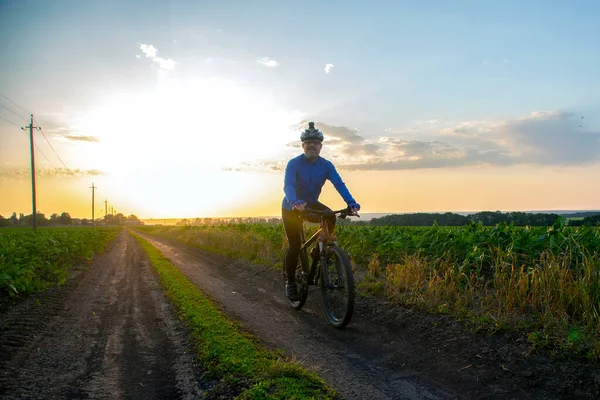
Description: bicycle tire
319,245,355,328
283,247,309,310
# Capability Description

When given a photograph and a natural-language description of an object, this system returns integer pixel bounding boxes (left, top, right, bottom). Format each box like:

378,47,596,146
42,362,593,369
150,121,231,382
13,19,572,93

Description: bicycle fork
318,242,346,291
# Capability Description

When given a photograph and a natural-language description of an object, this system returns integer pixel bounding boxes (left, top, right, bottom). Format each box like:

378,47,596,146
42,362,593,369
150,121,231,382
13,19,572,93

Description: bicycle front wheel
320,245,355,328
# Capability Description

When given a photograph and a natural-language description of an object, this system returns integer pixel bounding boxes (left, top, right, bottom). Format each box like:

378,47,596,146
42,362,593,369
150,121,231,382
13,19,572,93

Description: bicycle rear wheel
319,245,355,328
283,247,309,309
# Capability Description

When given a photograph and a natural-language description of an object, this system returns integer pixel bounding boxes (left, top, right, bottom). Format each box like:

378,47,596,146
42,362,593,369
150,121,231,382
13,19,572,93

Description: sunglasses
303,140,322,146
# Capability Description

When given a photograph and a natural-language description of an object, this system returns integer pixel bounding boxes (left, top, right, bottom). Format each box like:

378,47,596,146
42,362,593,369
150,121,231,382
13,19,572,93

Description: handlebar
296,207,360,220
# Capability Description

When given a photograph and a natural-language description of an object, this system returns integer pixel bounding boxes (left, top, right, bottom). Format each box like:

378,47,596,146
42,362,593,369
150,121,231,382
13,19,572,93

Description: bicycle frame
297,208,349,285
299,218,332,257
298,207,346,251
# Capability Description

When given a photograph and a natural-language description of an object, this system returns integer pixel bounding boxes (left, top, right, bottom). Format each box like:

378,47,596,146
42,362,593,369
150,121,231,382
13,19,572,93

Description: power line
33,117,69,169
15,127,56,168
0,91,30,115
2,115,55,167
0,103,28,122
0,114,21,127
33,142,55,167
17,120,58,170
39,128,68,169
0,95,52,174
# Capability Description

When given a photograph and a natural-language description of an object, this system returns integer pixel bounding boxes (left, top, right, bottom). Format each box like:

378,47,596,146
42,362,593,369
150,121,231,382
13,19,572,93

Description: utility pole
22,114,41,231
90,182,96,228
105,199,108,226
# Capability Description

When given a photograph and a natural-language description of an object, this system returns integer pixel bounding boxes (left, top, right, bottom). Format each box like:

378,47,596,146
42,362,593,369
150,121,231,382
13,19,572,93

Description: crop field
136,220,600,357
0,226,120,298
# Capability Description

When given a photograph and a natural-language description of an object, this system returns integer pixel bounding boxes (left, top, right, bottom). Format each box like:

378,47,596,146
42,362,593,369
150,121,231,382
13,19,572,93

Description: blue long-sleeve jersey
282,154,356,210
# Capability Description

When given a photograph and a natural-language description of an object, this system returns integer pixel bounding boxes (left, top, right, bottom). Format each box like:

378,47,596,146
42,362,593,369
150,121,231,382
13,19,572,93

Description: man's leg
303,203,336,285
282,208,302,301
311,202,336,233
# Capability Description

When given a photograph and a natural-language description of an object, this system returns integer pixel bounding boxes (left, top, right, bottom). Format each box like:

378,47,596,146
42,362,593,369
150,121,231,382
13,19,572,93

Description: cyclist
282,121,360,301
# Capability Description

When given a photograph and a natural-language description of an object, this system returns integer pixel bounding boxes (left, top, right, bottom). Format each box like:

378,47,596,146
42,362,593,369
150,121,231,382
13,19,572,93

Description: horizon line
140,209,600,220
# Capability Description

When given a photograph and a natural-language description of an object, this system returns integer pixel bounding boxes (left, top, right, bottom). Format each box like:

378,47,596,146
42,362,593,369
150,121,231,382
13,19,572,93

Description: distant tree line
568,214,600,227
176,217,281,226
171,211,600,228
561,211,600,218
0,212,143,227
370,211,600,227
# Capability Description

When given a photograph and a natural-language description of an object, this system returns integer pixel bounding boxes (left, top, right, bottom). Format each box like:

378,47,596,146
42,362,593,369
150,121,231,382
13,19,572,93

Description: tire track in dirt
0,230,206,400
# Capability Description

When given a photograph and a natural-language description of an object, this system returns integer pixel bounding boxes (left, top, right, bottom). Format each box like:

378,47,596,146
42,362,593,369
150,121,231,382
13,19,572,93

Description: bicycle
283,207,359,328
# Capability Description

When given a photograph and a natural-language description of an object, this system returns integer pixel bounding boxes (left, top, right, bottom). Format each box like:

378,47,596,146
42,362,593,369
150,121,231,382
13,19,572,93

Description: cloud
257,57,279,67
48,127,100,143
230,111,599,172
243,160,285,171
138,43,176,70
325,64,334,74
440,120,493,139
385,127,418,135
338,138,512,171
153,58,176,70
497,111,599,164
286,142,302,149
414,119,438,125
438,111,600,166
222,160,285,173
41,168,105,177
140,44,158,58
0,167,106,180
317,122,364,143
62,135,100,143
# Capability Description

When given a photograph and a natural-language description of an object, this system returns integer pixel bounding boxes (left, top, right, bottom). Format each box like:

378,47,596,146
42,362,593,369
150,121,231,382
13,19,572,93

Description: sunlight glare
70,77,303,216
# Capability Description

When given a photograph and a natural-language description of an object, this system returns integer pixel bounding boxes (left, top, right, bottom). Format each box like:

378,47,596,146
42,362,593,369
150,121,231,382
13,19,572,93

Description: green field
0,226,120,298
135,220,600,358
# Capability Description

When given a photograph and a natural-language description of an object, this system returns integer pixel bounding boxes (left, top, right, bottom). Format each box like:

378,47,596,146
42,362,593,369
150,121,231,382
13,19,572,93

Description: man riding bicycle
282,121,361,302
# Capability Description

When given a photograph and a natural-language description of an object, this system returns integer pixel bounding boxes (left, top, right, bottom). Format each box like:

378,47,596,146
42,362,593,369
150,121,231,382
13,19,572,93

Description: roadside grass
130,231,337,399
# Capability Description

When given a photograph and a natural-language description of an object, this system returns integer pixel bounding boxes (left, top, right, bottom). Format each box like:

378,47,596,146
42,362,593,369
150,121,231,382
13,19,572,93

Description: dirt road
1,230,598,399
0,230,207,399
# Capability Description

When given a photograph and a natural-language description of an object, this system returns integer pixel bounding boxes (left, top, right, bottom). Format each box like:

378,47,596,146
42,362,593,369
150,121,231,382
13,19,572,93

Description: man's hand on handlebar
348,202,361,215
291,200,307,212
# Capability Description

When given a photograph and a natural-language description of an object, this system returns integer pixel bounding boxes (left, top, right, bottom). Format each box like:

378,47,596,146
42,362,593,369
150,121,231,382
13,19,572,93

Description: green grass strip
130,232,337,399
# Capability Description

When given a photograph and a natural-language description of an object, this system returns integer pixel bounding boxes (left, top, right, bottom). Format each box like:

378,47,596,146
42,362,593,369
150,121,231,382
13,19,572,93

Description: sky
1,0,599,219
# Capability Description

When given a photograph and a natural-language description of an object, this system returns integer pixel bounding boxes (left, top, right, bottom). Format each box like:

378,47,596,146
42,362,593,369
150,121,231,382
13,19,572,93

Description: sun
69,77,304,217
